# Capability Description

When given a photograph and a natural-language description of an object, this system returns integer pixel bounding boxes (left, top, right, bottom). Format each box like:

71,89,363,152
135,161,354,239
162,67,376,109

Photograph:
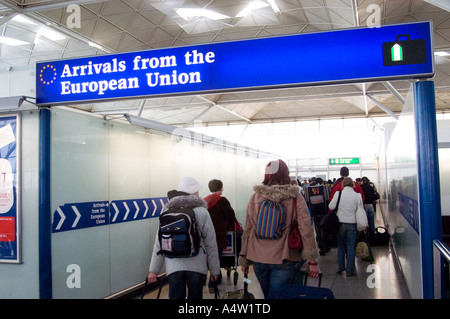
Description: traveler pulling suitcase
270,273,335,299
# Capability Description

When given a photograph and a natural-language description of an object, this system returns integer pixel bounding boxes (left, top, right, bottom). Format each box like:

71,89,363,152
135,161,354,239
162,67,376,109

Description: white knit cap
178,177,202,194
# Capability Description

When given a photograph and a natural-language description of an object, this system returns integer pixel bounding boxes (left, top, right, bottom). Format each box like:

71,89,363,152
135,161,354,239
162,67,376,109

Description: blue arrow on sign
52,201,109,233
52,197,168,232
109,197,168,224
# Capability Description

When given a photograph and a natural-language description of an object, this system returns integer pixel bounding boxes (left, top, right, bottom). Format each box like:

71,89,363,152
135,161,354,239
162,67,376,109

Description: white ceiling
0,0,449,127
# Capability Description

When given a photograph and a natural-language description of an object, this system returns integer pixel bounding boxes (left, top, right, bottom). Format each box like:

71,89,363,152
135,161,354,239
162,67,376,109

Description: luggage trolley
220,222,243,285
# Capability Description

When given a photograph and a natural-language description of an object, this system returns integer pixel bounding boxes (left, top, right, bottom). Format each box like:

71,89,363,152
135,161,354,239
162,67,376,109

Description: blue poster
0,116,19,263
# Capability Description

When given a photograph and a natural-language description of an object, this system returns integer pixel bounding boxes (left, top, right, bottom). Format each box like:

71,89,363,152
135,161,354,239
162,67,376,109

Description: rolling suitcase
270,273,335,299
220,227,243,285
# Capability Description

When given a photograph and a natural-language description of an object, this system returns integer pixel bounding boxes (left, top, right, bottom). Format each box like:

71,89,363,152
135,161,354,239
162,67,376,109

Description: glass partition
50,107,272,298
379,85,422,298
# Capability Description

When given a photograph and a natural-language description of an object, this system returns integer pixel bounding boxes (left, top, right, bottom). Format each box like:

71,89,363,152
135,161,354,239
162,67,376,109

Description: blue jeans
365,204,375,231
254,260,296,299
337,223,357,275
168,271,206,299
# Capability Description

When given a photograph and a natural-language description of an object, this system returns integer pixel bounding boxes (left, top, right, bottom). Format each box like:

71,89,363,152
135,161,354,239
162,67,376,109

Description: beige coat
239,184,318,265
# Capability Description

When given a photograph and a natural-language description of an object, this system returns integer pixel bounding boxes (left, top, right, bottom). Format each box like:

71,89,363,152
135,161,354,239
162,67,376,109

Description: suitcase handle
141,276,164,299
303,272,323,287
396,34,410,42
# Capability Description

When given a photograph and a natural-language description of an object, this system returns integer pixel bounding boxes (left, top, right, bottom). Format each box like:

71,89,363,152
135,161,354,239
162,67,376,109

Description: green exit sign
329,158,360,165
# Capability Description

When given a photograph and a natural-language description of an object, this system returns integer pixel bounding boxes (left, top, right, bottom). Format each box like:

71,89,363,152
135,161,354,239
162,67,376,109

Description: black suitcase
220,229,243,284
270,273,335,299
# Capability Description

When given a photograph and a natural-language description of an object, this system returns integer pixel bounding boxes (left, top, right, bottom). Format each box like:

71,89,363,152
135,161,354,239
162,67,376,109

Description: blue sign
52,197,168,233
36,22,434,106
398,192,419,234
110,197,167,224
53,201,109,233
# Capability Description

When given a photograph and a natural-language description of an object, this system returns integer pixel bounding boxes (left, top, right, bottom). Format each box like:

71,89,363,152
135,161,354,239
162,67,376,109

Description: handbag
221,274,255,299
319,212,339,234
355,241,370,259
320,191,341,234
356,201,368,231
288,197,303,249
374,226,390,246
356,231,375,262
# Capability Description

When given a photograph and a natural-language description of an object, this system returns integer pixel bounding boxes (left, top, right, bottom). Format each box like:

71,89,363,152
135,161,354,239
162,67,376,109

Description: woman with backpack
239,159,319,299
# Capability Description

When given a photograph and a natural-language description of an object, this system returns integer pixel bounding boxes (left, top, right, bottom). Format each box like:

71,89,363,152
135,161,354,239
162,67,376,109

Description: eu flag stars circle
39,64,57,85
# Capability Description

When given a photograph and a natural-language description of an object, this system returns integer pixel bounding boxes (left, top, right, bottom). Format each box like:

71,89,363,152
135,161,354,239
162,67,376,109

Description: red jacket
330,178,365,203
203,193,236,250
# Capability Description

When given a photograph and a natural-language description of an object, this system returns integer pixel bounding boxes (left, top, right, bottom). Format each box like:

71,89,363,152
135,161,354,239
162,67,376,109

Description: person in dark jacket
360,176,376,231
204,179,236,291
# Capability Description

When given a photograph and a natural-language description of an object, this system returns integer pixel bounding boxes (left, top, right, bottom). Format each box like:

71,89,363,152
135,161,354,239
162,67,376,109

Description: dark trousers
313,215,330,252
168,271,206,299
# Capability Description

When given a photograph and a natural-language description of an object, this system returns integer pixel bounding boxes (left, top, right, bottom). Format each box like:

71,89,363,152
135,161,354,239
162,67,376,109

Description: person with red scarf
204,179,237,291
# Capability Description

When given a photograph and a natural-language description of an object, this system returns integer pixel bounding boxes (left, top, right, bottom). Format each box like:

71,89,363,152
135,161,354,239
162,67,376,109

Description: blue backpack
157,207,201,258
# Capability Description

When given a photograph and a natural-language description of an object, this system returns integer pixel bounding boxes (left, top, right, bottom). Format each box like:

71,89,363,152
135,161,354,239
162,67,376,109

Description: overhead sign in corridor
36,21,434,106
329,157,360,165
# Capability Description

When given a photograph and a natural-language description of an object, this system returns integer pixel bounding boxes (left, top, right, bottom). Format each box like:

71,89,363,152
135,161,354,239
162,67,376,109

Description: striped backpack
255,200,287,239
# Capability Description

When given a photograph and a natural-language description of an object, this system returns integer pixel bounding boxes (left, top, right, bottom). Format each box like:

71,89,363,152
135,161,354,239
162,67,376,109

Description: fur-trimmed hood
165,190,208,210
253,184,300,202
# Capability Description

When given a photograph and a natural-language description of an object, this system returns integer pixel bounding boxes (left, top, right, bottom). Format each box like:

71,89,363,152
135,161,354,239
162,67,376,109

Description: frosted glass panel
147,133,179,194
382,85,422,298
108,122,152,292
108,122,150,200
51,110,109,204
51,109,110,298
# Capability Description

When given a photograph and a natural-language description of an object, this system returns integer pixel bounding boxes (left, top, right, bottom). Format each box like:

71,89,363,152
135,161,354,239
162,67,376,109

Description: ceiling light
236,0,270,17
176,8,230,20
37,26,66,41
434,51,450,57
12,15,37,25
267,0,280,13
89,41,103,50
0,36,30,46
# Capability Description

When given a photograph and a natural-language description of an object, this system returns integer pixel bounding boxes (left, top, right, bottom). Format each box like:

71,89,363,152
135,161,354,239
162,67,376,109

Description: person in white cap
147,177,220,299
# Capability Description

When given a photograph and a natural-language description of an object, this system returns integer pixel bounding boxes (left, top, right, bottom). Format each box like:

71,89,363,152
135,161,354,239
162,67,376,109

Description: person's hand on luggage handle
210,275,219,282
241,266,249,275
147,272,158,283
308,260,319,278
